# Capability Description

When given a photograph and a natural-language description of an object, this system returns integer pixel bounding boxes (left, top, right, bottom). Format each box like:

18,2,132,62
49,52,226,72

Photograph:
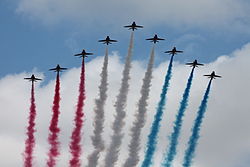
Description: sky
0,0,250,167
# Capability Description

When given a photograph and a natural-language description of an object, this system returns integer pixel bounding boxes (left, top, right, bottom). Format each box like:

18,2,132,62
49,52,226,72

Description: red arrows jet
24,74,42,83
186,59,204,68
98,36,117,45
49,64,67,73
146,34,165,43
204,71,222,80
124,21,143,31
74,49,93,58
165,47,183,56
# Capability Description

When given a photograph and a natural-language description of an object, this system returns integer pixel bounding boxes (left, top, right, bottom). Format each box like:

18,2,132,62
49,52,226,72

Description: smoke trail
182,80,212,167
123,46,155,167
47,73,61,167
141,55,174,167
69,59,86,167
87,48,109,167
104,32,134,167
162,67,195,167
23,82,37,167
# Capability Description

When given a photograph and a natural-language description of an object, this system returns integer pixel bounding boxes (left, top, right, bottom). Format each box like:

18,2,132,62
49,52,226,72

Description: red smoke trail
23,82,37,167
47,73,61,167
69,59,86,167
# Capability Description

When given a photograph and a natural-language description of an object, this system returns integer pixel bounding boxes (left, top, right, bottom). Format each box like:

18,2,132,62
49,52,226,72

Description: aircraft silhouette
146,34,165,43
74,49,93,58
49,64,67,74
165,47,183,56
24,74,42,83
98,36,117,45
204,71,222,80
186,59,204,68
124,21,143,31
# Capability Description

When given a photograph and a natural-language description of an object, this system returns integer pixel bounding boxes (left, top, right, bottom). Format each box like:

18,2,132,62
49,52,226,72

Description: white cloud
15,0,250,32
0,43,249,166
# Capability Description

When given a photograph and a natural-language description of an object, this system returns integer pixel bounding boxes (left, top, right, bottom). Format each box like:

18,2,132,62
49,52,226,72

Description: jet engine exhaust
69,59,86,167
47,73,61,167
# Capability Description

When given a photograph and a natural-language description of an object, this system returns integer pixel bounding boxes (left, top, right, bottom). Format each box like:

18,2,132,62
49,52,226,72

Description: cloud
0,43,249,166
15,0,250,32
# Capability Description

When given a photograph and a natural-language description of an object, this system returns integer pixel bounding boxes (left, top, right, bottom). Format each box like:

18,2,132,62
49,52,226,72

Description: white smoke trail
87,48,109,167
104,32,134,167
123,46,155,167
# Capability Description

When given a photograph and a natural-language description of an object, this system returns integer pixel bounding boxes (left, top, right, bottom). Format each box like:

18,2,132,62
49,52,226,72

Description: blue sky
1,0,250,79
0,1,249,167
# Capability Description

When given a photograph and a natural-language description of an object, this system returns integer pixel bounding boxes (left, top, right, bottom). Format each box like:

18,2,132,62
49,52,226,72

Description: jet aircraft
186,59,204,68
146,34,165,43
124,21,143,31
24,74,42,83
74,49,93,58
165,47,183,56
49,64,67,73
204,71,222,80
98,36,117,45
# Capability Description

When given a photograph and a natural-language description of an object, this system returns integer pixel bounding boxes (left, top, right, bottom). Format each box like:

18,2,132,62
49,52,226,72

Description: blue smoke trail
141,55,174,167
162,67,195,167
182,79,212,167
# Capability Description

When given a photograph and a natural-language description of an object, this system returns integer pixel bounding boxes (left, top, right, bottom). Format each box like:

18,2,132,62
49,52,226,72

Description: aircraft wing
197,63,204,66
86,53,93,55
215,75,222,78
165,51,172,54
49,68,57,71
124,25,132,28
176,50,183,53
98,40,106,42
135,25,143,28
74,53,82,56
109,39,117,42
157,38,165,40
60,68,68,70
146,38,153,40
185,63,193,65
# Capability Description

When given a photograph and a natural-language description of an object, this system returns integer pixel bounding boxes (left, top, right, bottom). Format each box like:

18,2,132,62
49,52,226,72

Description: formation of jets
24,21,222,82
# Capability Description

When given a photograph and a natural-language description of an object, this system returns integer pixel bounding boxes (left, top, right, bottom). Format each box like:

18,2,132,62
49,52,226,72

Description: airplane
49,64,67,73
98,36,117,45
24,74,42,83
186,59,204,68
146,34,165,43
165,47,183,56
74,49,93,58
204,71,222,80
124,21,143,31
